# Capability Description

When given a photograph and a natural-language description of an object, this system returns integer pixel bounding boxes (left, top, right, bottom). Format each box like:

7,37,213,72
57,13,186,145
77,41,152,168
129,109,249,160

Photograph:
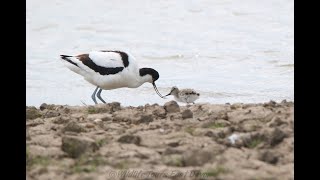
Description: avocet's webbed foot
97,88,106,104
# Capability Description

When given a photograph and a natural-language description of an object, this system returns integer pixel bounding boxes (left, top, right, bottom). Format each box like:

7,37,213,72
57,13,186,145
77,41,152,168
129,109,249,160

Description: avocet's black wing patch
77,54,124,75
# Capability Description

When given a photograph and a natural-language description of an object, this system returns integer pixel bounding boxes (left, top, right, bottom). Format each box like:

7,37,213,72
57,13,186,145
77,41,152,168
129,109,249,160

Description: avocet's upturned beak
152,82,165,98
164,93,171,97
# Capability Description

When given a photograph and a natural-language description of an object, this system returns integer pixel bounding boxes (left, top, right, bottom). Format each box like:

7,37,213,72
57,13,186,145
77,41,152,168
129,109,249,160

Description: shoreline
27,100,293,180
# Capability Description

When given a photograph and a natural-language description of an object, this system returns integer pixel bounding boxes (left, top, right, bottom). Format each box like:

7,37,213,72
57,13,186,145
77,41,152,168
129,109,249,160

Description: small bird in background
165,86,200,104
60,50,165,104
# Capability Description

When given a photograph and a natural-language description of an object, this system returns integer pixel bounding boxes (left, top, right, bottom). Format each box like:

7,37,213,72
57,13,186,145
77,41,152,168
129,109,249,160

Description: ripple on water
142,54,185,60
32,24,59,32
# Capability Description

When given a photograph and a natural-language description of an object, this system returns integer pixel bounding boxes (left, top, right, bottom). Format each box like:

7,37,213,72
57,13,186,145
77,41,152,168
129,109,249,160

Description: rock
61,135,99,158
230,103,243,109
85,123,95,128
113,109,136,122
164,101,180,113
267,117,287,127
109,102,121,112
152,107,166,118
206,111,228,121
62,107,70,114
181,109,193,119
70,113,86,121
163,147,183,155
218,111,229,120
52,116,70,124
27,145,64,158
163,154,184,167
258,150,278,164
182,149,214,166
215,119,231,126
31,134,61,147
263,100,277,107
62,121,86,133
140,114,154,123
168,113,182,121
26,129,31,141
43,110,60,118
166,141,180,147
87,113,113,121
50,125,59,131
39,103,56,111
39,103,48,111
117,135,141,145
240,120,261,132
93,119,102,123
201,120,230,129
87,103,120,114
268,128,286,146
204,131,215,137
26,107,41,120
113,110,153,124
227,106,273,124
26,119,44,127
241,133,265,149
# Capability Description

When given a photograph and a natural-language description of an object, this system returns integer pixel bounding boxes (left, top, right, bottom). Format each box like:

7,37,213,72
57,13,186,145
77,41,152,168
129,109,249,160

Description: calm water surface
26,0,294,106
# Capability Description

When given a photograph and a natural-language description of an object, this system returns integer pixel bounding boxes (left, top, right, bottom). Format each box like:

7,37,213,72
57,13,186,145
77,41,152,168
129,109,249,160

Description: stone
267,117,287,127
163,147,183,155
117,135,141,145
230,103,243,109
258,150,279,164
26,107,41,120
39,103,48,111
26,129,31,141
61,135,99,158
85,123,95,128
181,109,193,119
163,154,184,167
164,101,180,113
140,114,154,123
87,113,113,121
152,107,166,118
43,110,60,118
62,121,86,133
182,149,213,166
52,116,70,124
268,128,286,146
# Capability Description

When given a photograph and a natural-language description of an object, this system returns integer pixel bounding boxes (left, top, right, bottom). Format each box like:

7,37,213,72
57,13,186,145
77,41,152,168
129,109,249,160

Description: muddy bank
26,100,293,180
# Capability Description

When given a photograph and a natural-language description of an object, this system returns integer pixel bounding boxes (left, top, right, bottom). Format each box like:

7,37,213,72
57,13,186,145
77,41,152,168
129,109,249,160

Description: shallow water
26,0,294,106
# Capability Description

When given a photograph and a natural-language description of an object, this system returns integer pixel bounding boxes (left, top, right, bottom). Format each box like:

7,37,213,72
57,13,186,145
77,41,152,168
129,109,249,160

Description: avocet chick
165,86,200,104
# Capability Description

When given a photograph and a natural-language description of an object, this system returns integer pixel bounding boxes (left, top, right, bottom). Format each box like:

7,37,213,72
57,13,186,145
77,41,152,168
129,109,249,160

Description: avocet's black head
139,68,164,98
139,68,159,82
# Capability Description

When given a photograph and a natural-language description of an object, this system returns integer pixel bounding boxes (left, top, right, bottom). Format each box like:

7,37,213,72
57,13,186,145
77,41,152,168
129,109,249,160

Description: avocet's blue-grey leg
91,87,99,104
97,88,106,104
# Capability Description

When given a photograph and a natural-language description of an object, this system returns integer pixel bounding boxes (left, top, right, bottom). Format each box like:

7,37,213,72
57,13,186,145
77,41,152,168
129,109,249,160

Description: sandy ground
26,100,293,180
